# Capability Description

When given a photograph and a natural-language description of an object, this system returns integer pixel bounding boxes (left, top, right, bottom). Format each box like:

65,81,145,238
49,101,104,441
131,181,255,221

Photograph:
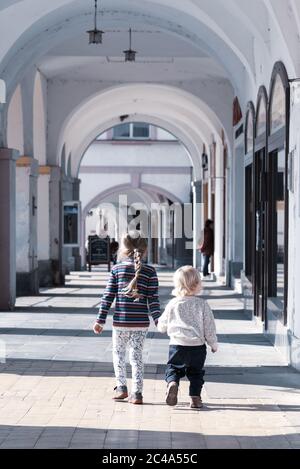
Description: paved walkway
0,269,300,449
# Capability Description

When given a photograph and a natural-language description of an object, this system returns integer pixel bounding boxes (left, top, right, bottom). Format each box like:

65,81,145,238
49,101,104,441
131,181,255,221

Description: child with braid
93,231,161,404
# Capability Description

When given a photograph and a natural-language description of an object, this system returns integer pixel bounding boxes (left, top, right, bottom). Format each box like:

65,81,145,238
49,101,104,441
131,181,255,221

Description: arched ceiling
1,0,299,165
1,0,297,106
56,83,225,179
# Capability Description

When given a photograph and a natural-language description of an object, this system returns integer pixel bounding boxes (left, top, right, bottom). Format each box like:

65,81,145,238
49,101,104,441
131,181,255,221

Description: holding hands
93,322,103,335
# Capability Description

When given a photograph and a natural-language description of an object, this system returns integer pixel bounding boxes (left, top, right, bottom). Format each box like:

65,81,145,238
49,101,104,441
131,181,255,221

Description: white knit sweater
157,296,218,348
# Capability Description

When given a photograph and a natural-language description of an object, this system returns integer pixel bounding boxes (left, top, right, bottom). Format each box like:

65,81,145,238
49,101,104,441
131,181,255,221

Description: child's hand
93,323,103,335
211,344,218,353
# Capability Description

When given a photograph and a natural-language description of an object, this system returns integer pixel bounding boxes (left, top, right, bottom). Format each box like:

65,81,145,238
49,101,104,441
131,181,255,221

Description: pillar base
52,260,65,286
38,260,53,287
73,255,82,271
229,261,243,278
16,270,39,296
38,260,65,287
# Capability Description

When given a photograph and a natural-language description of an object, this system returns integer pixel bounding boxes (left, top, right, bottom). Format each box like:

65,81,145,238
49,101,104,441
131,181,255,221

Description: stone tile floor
0,269,299,449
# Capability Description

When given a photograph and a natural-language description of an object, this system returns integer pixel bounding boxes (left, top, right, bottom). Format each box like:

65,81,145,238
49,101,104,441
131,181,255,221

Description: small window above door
270,74,286,134
256,93,267,137
245,104,255,155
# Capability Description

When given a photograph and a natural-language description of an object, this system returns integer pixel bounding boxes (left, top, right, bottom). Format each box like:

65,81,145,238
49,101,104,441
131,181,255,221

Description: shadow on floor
1,359,299,389
0,425,298,449
1,327,273,346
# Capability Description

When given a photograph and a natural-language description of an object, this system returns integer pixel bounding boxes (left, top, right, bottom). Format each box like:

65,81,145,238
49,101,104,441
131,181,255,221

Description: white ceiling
37,26,229,83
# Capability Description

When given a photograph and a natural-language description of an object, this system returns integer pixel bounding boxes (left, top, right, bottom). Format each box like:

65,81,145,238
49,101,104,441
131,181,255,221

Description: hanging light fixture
123,28,137,62
87,0,104,44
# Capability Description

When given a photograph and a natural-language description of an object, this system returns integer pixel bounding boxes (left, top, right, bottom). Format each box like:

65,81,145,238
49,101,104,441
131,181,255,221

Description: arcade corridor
1,0,300,451
0,270,299,449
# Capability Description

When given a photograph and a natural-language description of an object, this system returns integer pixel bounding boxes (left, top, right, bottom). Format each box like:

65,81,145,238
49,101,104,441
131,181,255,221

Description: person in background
157,266,218,409
93,231,160,405
199,219,214,277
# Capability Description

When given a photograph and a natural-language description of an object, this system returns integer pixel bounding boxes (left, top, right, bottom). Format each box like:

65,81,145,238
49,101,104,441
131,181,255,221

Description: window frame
112,122,150,140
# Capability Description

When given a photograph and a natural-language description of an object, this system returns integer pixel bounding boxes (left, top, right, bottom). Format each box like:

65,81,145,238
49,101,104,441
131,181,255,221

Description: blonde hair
172,266,202,297
119,230,148,300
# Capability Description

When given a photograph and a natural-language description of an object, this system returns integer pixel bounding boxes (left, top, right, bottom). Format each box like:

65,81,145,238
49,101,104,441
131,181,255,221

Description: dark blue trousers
166,344,207,396
203,255,211,276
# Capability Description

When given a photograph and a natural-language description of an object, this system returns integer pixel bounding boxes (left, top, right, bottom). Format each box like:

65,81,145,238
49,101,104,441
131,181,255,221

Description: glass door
254,149,266,321
266,148,285,317
245,163,254,281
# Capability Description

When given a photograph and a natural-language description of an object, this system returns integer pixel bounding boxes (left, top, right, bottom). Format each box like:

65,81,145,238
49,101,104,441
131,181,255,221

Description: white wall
82,141,191,167
79,141,192,211
37,173,50,260
287,83,300,370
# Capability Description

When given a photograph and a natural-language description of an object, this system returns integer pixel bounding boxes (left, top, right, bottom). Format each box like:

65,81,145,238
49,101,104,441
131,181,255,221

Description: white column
192,180,203,269
231,142,244,278
72,178,81,271
37,166,51,286
61,174,74,274
16,156,39,295
0,148,18,310
49,166,63,285
214,143,224,276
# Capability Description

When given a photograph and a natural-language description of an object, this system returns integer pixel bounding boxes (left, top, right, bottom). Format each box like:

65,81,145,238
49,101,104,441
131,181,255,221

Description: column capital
39,165,51,175
16,156,39,176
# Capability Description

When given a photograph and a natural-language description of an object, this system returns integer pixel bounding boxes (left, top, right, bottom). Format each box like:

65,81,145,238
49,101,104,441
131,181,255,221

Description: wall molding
80,166,192,174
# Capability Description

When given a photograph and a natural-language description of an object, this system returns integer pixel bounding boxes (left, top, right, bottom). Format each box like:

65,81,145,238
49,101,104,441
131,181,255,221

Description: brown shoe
128,392,143,405
113,386,128,400
190,396,203,409
166,381,179,406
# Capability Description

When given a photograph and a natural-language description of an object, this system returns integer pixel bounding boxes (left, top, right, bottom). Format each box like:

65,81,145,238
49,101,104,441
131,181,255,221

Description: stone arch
33,71,47,164
7,84,24,155
244,101,255,156
268,61,290,136
60,144,66,176
0,0,263,103
83,183,183,218
56,83,226,180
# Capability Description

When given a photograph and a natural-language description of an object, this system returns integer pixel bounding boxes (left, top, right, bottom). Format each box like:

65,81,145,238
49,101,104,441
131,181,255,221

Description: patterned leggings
112,329,148,394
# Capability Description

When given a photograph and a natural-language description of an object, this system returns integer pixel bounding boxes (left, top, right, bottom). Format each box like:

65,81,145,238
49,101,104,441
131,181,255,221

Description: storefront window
270,74,286,134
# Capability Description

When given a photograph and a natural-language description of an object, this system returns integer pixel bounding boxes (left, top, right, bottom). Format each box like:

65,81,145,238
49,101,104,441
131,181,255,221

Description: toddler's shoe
128,392,143,405
166,381,179,406
113,386,128,400
190,396,203,409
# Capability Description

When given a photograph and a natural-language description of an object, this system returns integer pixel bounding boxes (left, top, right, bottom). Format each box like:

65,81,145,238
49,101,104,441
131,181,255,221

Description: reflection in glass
270,75,285,134
256,98,267,137
276,150,285,301
245,164,254,280
246,111,254,154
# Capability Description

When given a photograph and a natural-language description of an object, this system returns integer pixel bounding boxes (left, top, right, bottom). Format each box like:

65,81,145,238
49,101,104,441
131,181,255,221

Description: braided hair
119,231,148,301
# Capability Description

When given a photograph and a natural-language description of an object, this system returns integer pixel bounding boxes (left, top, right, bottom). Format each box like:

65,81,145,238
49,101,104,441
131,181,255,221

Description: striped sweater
96,260,161,328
